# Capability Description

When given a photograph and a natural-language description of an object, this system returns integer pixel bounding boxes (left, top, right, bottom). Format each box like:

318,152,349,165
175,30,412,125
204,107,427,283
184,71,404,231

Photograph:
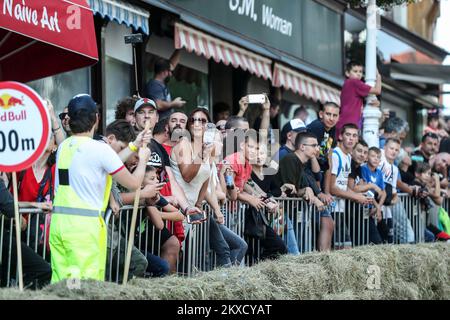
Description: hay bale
0,243,448,300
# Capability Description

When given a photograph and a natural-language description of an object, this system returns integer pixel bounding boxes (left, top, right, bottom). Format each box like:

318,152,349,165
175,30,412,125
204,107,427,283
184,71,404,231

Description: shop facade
24,0,448,143
27,0,344,133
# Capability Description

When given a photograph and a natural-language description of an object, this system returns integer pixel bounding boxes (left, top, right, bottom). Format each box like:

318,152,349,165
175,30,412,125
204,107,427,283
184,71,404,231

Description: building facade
24,0,448,144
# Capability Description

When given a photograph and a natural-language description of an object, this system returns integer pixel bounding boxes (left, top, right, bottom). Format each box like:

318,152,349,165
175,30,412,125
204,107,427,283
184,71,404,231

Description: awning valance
175,23,272,81
88,0,150,35
273,63,341,104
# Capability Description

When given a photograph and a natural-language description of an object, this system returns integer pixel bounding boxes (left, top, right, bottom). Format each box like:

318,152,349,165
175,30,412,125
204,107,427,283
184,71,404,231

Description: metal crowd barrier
395,194,425,244
0,195,433,287
0,208,51,288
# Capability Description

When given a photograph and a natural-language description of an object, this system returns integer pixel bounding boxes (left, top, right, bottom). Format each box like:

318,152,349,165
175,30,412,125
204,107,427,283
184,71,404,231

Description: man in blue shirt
145,51,186,120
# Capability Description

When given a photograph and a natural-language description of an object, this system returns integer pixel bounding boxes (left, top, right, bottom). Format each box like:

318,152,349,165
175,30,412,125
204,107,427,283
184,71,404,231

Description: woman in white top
170,108,234,267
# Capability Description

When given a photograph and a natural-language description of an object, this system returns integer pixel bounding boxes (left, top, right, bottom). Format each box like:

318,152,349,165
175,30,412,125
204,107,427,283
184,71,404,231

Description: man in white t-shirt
378,138,402,243
329,123,371,248
50,94,151,283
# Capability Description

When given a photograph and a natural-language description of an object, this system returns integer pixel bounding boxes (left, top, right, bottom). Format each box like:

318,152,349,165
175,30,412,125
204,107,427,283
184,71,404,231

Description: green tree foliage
348,0,416,9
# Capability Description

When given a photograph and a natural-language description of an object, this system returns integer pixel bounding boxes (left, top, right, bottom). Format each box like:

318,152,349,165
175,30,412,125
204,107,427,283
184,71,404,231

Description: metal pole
362,0,382,148
133,44,140,97
12,173,23,291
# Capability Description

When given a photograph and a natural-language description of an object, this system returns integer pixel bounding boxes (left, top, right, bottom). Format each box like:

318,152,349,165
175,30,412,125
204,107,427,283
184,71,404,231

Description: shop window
144,35,209,116
104,56,133,125
104,23,133,125
27,67,91,115
143,53,209,116
301,1,342,75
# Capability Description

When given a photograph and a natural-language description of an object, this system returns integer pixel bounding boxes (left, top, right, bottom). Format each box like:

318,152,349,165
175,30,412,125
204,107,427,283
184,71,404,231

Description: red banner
0,0,98,82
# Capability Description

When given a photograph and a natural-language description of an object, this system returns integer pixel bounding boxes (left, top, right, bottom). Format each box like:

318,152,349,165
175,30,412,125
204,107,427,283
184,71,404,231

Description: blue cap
68,94,97,118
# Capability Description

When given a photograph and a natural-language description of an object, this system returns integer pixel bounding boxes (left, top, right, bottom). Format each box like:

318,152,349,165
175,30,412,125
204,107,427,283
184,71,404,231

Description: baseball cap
285,119,306,133
68,94,97,118
134,98,157,113
281,119,307,144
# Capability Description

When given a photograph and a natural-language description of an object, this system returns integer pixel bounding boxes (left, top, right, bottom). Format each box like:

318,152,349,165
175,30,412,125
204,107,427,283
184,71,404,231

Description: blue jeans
142,251,169,277
424,228,435,242
218,224,248,265
209,217,232,267
285,217,300,255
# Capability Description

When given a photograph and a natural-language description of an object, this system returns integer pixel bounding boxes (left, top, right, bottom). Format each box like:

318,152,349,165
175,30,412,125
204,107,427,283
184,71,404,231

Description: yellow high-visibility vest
49,136,112,283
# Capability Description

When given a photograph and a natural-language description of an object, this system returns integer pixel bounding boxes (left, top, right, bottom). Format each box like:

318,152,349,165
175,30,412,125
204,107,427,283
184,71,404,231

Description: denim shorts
318,208,332,218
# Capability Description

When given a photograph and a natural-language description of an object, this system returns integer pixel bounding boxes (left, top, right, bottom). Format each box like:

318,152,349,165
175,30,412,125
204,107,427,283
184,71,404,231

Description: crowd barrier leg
6,219,13,287
0,216,4,286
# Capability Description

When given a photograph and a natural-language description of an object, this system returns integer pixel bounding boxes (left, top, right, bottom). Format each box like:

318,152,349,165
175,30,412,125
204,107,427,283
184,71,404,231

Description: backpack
438,207,450,235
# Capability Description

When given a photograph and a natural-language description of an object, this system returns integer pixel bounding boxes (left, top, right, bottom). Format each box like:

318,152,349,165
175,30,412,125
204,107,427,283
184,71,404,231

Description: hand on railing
248,195,266,211
214,210,225,224
29,202,52,213
280,184,296,197
311,197,326,212
353,193,373,205
318,192,333,206
264,198,279,214
302,187,315,204
370,207,382,222
109,196,121,218
20,216,27,231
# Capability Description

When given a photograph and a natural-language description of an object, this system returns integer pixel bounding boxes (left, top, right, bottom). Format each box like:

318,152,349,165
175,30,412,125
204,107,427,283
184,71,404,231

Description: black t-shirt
439,137,450,153
148,139,170,183
409,149,429,176
275,153,322,196
307,119,336,172
400,169,415,186
349,159,362,184
251,170,282,197
276,153,307,192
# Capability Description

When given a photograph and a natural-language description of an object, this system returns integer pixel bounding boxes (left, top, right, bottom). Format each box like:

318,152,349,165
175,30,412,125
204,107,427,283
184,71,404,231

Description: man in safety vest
49,94,150,283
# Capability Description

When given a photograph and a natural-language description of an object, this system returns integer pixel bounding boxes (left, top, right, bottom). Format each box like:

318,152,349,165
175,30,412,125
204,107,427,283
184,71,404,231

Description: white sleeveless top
170,142,211,206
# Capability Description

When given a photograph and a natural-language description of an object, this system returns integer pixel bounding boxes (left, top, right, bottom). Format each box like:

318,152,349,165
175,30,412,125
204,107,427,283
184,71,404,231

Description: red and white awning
273,63,341,104
175,23,272,81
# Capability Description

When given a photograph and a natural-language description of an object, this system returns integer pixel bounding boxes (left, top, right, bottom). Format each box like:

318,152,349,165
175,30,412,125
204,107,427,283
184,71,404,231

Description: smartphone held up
247,94,266,104
203,123,216,145
186,211,208,224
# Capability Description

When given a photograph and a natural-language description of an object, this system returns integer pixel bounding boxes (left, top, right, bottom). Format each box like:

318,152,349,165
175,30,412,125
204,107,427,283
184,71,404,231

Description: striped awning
88,0,150,35
175,23,272,80
273,63,341,104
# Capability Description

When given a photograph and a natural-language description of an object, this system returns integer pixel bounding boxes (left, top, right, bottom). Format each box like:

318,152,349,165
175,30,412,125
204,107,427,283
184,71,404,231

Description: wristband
52,126,61,132
128,142,138,152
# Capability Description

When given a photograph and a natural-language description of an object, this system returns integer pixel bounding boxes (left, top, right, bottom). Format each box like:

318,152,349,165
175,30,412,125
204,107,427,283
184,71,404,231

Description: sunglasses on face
59,112,68,120
191,117,208,125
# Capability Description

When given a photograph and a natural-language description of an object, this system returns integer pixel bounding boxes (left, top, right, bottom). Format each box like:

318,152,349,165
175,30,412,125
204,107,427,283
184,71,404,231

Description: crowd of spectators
1,59,450,290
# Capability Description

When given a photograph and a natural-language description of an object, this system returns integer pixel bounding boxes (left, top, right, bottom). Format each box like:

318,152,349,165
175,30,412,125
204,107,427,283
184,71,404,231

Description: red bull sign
0,81,50,172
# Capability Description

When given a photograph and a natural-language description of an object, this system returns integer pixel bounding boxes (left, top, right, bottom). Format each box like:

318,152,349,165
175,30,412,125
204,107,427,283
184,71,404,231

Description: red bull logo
0,94,24,110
